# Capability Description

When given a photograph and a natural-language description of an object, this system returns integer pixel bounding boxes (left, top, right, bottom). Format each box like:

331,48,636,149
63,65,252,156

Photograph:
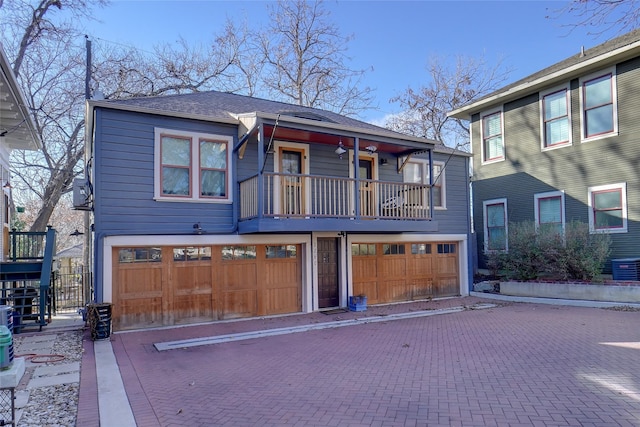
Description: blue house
84,91,472,330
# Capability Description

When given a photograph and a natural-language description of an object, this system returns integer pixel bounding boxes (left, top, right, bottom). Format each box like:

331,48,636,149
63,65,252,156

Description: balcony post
257,125,265,219
353,137,360,218
428,148,434,220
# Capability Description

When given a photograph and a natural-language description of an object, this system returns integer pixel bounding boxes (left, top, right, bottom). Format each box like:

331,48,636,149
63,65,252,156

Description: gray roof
100,90,391,135
449,28,640,118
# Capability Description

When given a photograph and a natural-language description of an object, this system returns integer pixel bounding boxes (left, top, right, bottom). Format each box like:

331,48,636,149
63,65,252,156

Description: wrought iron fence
52,264,89,313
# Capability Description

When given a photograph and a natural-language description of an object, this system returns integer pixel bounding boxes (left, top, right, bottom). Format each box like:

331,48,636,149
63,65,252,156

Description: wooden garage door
352,242,459,305
112,244,301,330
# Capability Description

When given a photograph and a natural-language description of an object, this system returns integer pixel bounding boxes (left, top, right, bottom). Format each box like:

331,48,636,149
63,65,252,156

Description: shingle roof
101,90,388,134
449,28,640,118
490,28,640,99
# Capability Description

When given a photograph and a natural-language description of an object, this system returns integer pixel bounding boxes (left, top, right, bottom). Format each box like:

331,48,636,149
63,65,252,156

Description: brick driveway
105,298,640,426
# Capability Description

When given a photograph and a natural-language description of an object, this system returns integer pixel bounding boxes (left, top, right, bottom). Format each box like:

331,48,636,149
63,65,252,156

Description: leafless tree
1,1,243,232
256,0,374,116
2,0,376,233
387,54,511,150
550,0,640,36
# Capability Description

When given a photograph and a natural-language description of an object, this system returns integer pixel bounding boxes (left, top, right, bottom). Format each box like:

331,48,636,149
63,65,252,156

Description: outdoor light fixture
335,140,347,159
365,145,377,154
2,181,11,189
193,223,204,234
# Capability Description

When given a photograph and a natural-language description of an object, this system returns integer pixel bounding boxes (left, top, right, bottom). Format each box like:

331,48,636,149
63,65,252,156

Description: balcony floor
237,217,438,234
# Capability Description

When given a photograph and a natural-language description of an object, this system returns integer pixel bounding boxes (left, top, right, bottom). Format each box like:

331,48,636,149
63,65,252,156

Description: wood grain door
317,237,339,308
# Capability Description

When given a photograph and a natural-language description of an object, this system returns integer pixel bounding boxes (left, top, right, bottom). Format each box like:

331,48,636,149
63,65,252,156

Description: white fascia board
448,41,640,120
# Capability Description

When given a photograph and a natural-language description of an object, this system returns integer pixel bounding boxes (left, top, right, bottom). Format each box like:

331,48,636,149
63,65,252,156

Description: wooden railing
239,173,431,221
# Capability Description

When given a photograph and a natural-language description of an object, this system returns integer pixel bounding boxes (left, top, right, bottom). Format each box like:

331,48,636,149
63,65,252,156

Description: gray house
449,29,640,274
84,91,472,330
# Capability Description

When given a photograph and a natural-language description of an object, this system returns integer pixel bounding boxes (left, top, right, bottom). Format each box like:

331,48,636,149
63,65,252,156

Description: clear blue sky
85,0,623,124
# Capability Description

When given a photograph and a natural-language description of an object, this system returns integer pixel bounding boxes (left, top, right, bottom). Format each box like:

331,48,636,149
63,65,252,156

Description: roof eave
448,39,640,120
0,46,41,151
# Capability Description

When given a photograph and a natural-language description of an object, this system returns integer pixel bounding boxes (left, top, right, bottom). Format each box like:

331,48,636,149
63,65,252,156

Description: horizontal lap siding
473,58,640,267
94,108,237,236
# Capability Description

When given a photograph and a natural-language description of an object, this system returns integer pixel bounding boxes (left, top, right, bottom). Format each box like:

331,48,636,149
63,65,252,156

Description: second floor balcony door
280,147,305,216
359,158,375,217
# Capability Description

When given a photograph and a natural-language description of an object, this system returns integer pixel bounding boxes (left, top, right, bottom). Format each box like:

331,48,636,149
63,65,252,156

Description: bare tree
257,0,374,116
550,0,640,36
2,1,243,232
387,54,511,150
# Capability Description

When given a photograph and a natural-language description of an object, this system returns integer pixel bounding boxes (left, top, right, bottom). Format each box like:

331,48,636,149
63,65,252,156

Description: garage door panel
222,263,258,290
266,287,299,315
354,281,378,303
222,290,257,319
387,280,410,301
115,297,164,330
174,264,211,290
264,261,298,288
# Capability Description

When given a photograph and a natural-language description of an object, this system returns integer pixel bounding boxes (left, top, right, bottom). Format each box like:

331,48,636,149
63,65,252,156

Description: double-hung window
588,183,627,233
403,159,445,209
580,68,618,141
155,128,232,202
483,198,507,251
481,110,504,163
534,191,565,235
541,86,571,149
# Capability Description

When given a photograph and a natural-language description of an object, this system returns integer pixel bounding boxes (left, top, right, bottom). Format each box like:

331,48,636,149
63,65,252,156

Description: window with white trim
403,159,446,208
580,68,618,141
481,109,504,163
540,86,571,149
154,128,232,202
483,198,507,251
588,183,627,233
534,191,565,234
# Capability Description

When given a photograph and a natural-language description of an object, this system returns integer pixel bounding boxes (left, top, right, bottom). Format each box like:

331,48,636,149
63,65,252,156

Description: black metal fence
52,264,89,313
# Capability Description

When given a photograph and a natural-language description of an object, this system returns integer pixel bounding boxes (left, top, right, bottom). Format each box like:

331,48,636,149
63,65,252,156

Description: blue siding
93,108,238,236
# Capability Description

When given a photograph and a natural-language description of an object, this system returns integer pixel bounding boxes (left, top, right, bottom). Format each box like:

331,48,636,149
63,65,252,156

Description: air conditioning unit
72,178,92,211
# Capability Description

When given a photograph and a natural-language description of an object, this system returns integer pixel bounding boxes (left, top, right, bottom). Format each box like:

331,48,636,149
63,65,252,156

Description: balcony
238,173,438,234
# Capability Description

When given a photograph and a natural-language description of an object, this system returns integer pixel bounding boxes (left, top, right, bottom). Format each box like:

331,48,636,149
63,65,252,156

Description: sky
84,0,625,124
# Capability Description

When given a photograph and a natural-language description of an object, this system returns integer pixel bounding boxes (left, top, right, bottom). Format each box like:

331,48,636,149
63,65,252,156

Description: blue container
348,296,367,312
611,258,640,281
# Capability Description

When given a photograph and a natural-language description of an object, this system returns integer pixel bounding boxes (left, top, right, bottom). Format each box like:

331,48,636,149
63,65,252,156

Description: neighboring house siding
472,59,640,271
430,152,470,235
93,108,238,236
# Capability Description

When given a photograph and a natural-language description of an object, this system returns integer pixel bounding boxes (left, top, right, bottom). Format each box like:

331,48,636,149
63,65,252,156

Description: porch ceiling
262,124,427,156
0,49,40,151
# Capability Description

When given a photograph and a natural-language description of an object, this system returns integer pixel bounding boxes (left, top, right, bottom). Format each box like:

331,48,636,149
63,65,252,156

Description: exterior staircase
0,226,56,332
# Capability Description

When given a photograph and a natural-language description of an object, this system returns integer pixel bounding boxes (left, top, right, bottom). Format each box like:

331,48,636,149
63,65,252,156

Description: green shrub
484,220,611,281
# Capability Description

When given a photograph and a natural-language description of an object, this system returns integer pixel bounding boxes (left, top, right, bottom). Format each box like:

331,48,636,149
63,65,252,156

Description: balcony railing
239,173,432,221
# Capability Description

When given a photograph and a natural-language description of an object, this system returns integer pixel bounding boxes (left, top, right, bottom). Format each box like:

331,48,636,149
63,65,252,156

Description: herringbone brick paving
85,297,640,426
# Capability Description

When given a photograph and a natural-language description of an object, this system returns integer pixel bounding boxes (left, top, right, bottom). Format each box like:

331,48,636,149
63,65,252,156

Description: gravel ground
13,328,84,427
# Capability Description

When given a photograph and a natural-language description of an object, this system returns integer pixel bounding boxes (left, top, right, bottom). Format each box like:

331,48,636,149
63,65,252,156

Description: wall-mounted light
379,158,388,166
335,140,347,159
2,181,11,189
193,223,204,234
365,145,377,154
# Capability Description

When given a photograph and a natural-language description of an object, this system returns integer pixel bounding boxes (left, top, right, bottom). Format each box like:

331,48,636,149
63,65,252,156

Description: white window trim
402,158,446,210
534,190,566,233
539,84,572,151
480,107,505,165
273,140,311,215
587,182,627,234
483,198,508,252
579,66,618,143
154,128,233,203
